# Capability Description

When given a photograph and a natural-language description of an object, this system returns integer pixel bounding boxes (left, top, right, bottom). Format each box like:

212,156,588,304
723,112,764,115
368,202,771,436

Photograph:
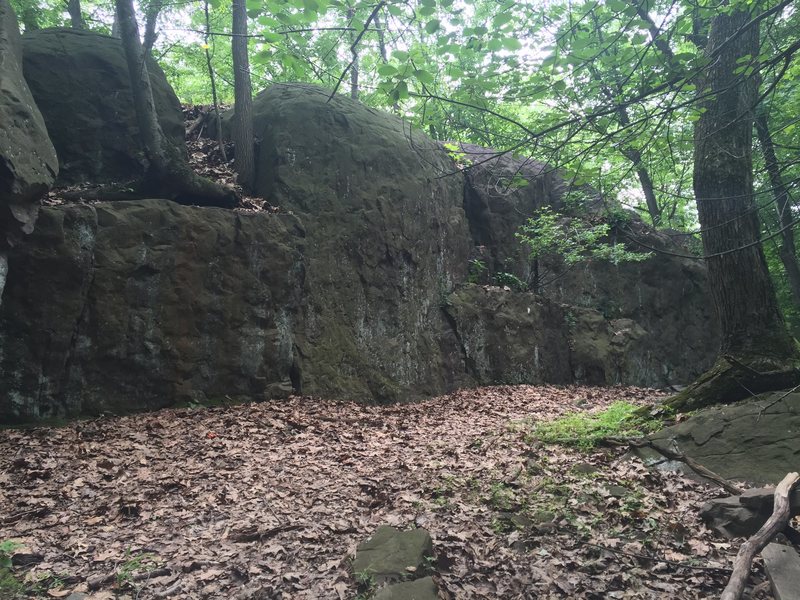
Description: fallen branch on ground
721,471,800,600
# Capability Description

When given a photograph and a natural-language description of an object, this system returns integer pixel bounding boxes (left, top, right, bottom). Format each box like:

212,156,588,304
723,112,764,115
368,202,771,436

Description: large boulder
0,0,58,249
21,28,184,185
239,83,472,401
0,200,302,421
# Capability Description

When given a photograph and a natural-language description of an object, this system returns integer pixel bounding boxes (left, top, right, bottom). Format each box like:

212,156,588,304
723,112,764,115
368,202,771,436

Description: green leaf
261,31,282,43
377,64,398,76
392,80,409,100
392,50,409,61
502,37,522,50
492,12,513,27
487,38,502,52
425,19,441,34
414,69,434,84
418,4,435,17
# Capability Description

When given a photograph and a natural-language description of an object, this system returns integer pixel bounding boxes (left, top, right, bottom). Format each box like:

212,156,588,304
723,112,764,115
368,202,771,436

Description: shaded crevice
439,303,471,376
289,353,302,395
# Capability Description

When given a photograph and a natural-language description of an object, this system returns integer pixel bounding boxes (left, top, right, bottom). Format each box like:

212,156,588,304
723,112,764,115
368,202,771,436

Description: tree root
58,166,239,209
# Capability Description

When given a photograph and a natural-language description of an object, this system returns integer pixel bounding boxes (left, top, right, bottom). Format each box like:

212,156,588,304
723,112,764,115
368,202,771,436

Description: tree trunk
232,0,255,192
143,0,163,55
67,0,84,29
204,0,227,162
668,8,799,412
115,0,237,207
755,111,800,309
347,5,359,100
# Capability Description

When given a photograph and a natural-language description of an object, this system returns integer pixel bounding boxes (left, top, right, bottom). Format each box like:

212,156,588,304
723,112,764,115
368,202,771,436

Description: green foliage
529,401,662,450
116,549,157,588
517,207,651,267
0,541,20,570
467,258,487,284
0,541,23,599
353,568,376,599
492,271,528,292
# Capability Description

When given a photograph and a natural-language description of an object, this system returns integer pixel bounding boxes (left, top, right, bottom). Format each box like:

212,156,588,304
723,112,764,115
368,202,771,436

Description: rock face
21,28,184,184
243,84,472,401
444,286,573,385
0,83,719,421
0,201,301,420
457,144,718,386
0,0,58,249
648,391,800,485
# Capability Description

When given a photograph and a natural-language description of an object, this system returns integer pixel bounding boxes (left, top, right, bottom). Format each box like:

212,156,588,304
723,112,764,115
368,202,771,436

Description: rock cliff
0,83,720,421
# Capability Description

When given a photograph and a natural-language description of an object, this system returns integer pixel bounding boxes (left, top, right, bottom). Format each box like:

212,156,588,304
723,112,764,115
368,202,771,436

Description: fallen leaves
0,385,775,598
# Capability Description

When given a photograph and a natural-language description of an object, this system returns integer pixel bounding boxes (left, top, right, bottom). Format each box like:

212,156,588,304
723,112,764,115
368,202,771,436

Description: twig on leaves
580,540,733,574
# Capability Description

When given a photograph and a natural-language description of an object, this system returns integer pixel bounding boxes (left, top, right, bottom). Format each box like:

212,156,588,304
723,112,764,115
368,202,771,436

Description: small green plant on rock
0,541,23,598
353,569,376,599
467,258,487,284
492,271,528,291
529,401,661,450
516,207,651,279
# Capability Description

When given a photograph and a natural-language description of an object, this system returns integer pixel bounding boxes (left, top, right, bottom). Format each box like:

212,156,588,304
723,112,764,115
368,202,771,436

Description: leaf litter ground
0,386,773,599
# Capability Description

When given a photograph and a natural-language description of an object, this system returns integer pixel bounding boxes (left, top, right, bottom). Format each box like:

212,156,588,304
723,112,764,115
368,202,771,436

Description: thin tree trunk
669,7,799,411
204,0,227,162
232,0,255,192
588,13,662,226
117,0,165,166
347,5,359,100
115,0,237,207
755,112,800,309
374,12,388,63
143,0,163,55
67,0,84,29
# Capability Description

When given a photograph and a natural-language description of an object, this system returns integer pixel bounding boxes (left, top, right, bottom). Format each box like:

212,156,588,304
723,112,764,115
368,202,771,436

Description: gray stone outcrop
21,28,184,184
0,83,720,421
0,0,58,249
648,391,800,485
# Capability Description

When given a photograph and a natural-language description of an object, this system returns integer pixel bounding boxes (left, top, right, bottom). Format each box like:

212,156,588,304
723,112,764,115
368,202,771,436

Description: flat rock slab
353,526,433,584
647,391,800,485
700,488,800,539
763,543,800,600
373,576,439,600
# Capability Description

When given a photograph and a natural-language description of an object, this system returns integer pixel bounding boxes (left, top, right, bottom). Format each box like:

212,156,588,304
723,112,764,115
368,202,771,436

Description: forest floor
0,386,776,599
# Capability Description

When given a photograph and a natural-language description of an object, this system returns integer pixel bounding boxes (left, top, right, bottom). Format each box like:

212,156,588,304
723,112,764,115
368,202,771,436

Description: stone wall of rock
456,144,718,386
21,28,184,184
0,0,58,250
0,201,301,421
0,83,720,421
